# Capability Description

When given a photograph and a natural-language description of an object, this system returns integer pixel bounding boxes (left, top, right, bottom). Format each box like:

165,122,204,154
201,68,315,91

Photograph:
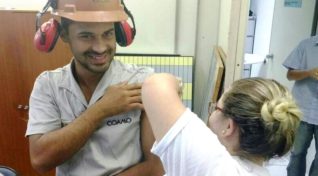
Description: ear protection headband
34,0,60,52
34,0,136,52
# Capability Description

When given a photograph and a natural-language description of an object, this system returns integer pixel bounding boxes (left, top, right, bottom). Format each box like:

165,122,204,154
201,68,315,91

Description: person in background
142,73,301,176
25,0,164,175
283,35,318,176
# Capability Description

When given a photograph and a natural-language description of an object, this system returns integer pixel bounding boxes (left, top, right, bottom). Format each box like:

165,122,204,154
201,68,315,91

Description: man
26,0,164,175
283,35,318,176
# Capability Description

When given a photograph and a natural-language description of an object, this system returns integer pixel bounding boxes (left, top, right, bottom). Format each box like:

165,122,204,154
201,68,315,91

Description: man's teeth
93,55,104,59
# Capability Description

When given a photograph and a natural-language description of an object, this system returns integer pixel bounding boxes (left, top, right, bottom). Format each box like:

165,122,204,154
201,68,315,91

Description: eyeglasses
208,102,224,116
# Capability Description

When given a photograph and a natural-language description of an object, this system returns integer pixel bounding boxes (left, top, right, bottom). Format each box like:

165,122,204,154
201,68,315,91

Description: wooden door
0,10,72,175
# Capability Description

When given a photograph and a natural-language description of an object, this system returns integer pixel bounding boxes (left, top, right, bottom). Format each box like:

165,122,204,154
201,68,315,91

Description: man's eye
79,35,94,40
104,31,115,38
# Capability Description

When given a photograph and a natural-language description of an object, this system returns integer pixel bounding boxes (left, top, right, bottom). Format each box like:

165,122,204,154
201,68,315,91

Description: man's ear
59,29,69,43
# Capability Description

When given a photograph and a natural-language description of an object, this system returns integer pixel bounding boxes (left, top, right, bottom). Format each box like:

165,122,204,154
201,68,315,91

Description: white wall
193,0,220,115
118,0,178,54
175,0,198,56
0,0,45,10
218,0,231,54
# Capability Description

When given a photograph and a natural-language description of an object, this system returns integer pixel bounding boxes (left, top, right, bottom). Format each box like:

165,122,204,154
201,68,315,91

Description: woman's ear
222,118,240,154
223,118,237,136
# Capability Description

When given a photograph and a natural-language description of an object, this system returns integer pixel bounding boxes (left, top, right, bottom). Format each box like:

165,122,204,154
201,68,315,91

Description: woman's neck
239,154,265,166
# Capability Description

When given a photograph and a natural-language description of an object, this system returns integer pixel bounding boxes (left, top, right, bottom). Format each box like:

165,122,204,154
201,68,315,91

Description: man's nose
91,38,108,53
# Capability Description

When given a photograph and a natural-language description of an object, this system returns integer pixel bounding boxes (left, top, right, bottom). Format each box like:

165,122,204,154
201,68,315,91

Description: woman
141,73,301,176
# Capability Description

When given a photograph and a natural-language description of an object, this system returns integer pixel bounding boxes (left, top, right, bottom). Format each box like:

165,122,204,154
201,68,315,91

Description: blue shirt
283,36,318,125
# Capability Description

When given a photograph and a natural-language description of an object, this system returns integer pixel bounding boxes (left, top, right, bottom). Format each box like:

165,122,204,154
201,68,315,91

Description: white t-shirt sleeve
151,109,238,176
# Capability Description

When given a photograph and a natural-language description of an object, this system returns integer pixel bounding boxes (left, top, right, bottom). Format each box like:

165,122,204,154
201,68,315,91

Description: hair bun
261,94,301,131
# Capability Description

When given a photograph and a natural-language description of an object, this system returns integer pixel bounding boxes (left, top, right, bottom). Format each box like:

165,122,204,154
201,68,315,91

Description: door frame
312,0,318,36
224,0,250,89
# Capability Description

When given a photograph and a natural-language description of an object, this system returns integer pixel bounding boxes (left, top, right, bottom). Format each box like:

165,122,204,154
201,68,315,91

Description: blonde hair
221,77,301,159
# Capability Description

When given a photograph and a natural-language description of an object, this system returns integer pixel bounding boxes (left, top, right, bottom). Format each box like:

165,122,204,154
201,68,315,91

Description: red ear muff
115,0,136,47
115,21,135,47
34,18,60,52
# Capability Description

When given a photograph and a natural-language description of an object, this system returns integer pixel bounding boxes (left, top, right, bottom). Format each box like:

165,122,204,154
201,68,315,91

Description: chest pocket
58,91,87,126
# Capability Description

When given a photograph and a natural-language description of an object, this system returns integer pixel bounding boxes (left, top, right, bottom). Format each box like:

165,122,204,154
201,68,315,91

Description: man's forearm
287,69,310,81
29,104,107,173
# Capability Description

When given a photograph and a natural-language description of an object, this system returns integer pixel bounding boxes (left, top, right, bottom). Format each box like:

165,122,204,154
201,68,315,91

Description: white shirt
151,109,270,176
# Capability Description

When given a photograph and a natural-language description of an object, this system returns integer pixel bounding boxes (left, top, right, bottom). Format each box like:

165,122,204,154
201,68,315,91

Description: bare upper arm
142,73,186,141
140,111,155,158
140,111,165,175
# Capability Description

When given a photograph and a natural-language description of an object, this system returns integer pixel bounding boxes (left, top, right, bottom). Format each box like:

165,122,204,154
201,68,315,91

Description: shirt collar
59,58,117,106
313,35,318,45
59,59,88,106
